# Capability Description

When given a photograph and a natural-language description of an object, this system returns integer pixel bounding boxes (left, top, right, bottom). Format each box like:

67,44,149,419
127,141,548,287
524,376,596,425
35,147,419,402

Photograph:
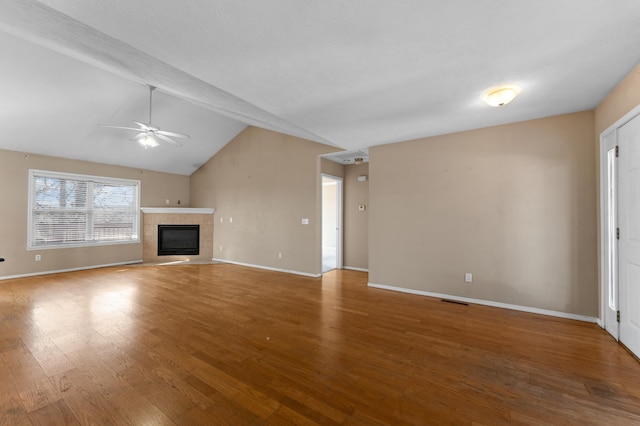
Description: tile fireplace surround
141,208,215,262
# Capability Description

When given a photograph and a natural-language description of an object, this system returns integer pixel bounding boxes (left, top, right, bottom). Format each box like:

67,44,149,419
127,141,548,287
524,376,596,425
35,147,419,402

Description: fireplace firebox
157,224,200,256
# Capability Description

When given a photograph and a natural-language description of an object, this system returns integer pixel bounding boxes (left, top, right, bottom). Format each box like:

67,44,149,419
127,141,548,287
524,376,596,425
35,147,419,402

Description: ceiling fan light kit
100,85,190,148
135,132,160,148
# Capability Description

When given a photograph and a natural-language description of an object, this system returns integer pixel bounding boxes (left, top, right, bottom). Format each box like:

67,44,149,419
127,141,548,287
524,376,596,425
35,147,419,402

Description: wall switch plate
229,217,233,223
465,273,473,283
301,218,309,225
35,254,41,261
165,199,170,205
278,252,282,259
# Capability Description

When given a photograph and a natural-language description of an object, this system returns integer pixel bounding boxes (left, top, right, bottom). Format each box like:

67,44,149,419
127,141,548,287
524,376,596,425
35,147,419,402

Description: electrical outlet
301,218,309,225
278,252,282,259
219,245,222,252
35,254,41,261
229,217,233,223
465,273,473,283
165,199,170,205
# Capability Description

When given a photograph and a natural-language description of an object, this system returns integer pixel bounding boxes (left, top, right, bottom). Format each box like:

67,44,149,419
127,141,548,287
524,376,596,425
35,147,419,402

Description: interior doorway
322,174,343,273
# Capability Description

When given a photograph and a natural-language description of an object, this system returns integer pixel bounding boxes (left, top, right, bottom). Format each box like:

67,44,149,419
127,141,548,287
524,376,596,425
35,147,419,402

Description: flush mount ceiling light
354,157,364,165
485,86,520,107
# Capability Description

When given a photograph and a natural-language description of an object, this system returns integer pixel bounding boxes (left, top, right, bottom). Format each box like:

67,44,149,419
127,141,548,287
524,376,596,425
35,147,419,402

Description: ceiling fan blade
133,121,154,131
98,124,141,132
157,130,191,139
155,133,183,147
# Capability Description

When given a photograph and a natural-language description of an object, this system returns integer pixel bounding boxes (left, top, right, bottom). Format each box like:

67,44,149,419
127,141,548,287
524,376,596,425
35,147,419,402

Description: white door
618,114,640,357
602,130,619,339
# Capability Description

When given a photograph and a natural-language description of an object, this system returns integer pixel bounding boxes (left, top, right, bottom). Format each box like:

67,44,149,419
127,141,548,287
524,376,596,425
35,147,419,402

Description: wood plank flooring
1,264,639,425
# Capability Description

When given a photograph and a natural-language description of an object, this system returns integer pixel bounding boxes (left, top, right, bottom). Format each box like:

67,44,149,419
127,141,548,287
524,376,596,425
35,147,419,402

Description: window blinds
28,170,140,249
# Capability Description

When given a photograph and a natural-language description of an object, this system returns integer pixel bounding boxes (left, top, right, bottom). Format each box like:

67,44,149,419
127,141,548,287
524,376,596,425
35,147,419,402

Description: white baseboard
213,258,322,278
368,282,599,323
0,260,143,281
343,266,369,272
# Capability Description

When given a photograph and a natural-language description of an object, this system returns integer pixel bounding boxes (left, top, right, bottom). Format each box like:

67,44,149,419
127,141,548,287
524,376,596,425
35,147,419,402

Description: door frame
599,129,619,339
321,174,343,271
599,103,640,337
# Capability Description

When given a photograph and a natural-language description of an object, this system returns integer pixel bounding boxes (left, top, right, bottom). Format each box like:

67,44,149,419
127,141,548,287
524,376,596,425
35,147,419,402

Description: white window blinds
28,170,140,249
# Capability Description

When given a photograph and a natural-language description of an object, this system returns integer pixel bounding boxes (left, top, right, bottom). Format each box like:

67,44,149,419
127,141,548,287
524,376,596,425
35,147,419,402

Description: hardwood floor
1,264,639,425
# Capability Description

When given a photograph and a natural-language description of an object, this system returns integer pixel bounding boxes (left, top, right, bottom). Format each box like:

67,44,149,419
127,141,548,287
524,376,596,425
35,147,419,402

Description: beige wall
0,148,190,278
344,163,369,270
595,63,640,136
369,111,597,316
190,127,338,275
320,157,345,178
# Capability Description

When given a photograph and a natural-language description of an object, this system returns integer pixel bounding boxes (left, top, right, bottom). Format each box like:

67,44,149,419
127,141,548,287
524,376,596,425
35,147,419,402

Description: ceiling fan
100,85,190,148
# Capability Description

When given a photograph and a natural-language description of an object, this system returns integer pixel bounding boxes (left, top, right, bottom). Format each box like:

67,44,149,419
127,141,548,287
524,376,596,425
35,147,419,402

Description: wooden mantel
141,207,215,214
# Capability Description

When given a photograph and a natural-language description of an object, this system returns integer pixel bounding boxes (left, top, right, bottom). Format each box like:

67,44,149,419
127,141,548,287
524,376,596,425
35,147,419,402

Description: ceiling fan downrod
148,85,155,125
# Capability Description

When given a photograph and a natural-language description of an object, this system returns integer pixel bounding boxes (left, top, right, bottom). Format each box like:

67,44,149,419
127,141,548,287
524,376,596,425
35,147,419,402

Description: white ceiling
1,1,639,175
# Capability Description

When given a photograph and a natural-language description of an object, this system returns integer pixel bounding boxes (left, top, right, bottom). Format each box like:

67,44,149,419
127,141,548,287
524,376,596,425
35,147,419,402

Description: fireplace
157,224,200,256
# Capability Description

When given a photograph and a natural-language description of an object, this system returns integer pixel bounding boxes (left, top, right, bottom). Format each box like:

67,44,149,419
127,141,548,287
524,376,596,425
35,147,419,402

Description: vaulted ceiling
1,1,639,175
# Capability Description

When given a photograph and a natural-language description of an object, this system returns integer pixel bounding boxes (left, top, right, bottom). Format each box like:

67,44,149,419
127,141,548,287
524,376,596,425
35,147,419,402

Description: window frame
27,169,141,250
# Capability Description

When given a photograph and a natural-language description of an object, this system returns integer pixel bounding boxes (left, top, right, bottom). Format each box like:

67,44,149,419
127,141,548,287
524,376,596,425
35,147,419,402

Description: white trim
599,128,620,336
599,130,609,328
26,240,140,251
368,282,599,323
0,260,143,281
343,266,369,272
213,258,321,278
29,169,141,186
141,207,215,214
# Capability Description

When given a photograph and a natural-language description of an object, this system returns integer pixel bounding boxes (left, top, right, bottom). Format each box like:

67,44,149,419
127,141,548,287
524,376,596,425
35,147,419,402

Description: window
28,170,140,249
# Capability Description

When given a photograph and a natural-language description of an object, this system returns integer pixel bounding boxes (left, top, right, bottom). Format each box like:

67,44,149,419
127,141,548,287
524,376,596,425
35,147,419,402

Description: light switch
358,204,366,211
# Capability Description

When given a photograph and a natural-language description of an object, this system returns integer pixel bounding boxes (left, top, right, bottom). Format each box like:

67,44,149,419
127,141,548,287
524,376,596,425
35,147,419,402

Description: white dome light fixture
485,86,520,107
